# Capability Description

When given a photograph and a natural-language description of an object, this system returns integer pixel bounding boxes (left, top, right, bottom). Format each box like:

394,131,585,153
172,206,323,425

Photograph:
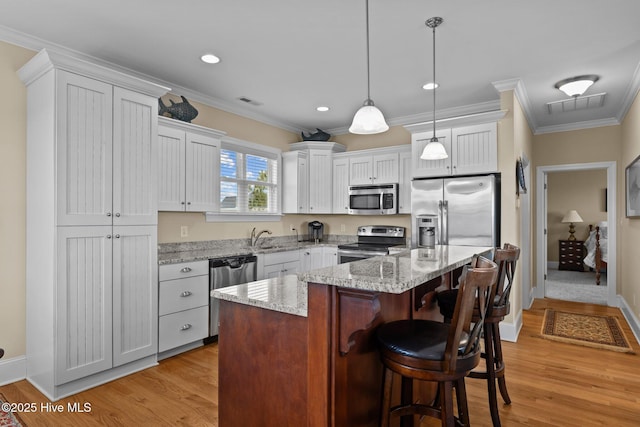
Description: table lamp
561,210,583,241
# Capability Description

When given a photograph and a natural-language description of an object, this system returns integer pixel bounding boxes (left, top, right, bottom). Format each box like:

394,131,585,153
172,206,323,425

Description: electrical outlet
341,224,346,232
180,226,188,238
290,224,295,231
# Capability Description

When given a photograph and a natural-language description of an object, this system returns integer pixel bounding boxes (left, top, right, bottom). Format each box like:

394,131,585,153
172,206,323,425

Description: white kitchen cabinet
349,152,399,185
158,260,209,356
332,155,350,214
262,250,301,278
158,117,226,212
322,246,339,267
283,141,346,215
411,122,497,178
301,246,338,271
282,151,309,213
20,49,168,400
398,149,412,214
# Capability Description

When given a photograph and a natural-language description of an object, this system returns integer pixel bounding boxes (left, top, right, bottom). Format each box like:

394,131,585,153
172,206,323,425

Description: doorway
535,161,617,307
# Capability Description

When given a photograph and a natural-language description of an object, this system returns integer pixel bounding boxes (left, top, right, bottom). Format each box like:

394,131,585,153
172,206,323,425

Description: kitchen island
213,245,492,426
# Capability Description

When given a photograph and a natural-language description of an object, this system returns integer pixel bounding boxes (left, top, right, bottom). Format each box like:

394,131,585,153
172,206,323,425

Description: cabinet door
411,129,451,178
451,123,497,175
372,152,399,184
349,155,373,185
185,132,220,212
322,246,338,267
332,157,350,214
302,247,323,271
113,88,158,226
112,225,158,366
264,263,284,279
282,151,308,213
308,149,333,213
56,72,113,226
398,150,412,214
158,125,186,211
56,226,113,384
282,260,301,275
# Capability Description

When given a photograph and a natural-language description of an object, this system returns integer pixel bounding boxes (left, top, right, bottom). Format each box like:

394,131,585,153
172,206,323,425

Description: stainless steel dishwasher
208,254,258,340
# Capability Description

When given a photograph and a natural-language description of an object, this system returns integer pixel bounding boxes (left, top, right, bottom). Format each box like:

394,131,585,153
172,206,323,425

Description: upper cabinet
411,122,497,178
406,112,505,179
158,117,226,212
282,142,346,214
332,155,350,214
349,151,399,185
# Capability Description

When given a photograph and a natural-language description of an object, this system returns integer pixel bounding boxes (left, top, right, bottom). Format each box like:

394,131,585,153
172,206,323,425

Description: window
208,137,281,220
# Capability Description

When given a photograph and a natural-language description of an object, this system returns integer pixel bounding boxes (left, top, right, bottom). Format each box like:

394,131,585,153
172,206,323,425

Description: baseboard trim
618,296,640,345
499,309,522,342
0,355,27,386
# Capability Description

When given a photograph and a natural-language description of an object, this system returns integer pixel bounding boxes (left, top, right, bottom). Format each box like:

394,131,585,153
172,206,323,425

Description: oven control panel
357,225,405,238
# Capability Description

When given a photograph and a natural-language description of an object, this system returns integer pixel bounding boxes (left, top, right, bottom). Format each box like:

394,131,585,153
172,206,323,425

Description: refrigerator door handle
442,200,449,245
438,200,443,245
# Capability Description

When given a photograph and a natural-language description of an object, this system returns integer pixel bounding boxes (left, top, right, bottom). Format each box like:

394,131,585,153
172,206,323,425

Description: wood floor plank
1,299,639,426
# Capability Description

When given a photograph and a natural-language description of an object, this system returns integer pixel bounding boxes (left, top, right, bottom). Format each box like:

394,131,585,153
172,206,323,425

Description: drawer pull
180,324,192,331
180,267,192,273
180,291,192,297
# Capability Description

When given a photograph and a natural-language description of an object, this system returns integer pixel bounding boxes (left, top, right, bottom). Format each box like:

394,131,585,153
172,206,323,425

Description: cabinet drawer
263,250,300,266
159,260,209,281
159,275,209,316
159,306,209,352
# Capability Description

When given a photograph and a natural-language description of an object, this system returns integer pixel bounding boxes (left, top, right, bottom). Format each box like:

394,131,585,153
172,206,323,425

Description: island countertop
212,245,492,317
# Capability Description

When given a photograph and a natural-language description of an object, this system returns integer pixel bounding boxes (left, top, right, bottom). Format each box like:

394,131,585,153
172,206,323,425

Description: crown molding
534,117,621,135
492,78,538,132
404,110,508,134
617,59,640,124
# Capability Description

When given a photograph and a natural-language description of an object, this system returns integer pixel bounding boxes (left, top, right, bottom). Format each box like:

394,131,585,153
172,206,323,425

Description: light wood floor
2,298,639,426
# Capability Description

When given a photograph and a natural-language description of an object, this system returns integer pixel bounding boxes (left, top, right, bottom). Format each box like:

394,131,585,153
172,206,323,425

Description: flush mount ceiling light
201,53,220,64
420,17,448,161
554,75,599,97
349,0,389,135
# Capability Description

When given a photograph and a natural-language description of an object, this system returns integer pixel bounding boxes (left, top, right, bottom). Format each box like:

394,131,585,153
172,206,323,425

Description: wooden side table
558,240,584,271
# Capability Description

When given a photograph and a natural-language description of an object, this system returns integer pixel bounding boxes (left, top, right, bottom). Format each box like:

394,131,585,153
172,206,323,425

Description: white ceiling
2,0,640,136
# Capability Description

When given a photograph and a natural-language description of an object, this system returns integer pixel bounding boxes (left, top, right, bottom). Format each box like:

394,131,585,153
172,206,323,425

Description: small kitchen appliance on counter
337,225,406,264
308,221,324,243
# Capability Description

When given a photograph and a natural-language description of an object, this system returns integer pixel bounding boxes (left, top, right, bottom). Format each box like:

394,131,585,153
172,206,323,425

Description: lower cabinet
158,260,210,355
301,246,338,271
262,250,301,279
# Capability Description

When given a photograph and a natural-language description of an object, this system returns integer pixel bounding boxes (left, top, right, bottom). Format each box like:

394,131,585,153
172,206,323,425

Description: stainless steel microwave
348,183,398,215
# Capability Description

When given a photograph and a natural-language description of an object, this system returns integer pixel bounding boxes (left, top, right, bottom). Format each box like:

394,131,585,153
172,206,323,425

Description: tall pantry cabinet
19,50,169,400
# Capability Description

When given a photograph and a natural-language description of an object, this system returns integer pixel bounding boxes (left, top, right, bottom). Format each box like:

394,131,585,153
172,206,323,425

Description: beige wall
546,170,607,261
0,42,36,359
621,91,640,318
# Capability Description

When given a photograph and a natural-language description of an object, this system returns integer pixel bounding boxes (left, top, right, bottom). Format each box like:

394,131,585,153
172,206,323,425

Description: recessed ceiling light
201,54,220,64
422,82,438,90
316,106,330,112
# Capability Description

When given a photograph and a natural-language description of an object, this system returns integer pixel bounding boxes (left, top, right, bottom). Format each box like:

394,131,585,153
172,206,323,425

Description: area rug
0,393,26,426
541,309,634,353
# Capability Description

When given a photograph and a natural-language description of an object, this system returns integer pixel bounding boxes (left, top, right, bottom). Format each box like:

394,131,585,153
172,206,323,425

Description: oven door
337,248,388,264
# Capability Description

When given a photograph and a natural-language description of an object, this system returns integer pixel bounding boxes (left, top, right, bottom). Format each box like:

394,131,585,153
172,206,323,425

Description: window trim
206,136,282,222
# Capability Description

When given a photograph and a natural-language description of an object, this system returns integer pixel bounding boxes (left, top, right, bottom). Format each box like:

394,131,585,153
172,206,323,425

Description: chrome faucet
250,227,272,247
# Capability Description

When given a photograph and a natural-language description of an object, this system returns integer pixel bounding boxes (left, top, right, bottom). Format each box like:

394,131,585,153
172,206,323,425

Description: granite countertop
158,241,346,265
212,245,492,317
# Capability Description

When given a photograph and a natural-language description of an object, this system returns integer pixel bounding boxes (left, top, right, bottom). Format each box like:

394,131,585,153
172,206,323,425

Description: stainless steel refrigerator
411,174,500,248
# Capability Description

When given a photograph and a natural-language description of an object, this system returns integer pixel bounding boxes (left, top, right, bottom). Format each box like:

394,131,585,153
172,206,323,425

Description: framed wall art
626,154,640,218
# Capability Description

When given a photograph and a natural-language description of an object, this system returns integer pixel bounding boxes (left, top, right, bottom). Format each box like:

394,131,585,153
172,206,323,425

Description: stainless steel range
337,225,406,264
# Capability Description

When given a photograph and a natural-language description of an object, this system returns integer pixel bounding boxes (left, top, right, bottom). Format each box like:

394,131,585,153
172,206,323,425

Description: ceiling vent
547,92,606,114
237,96,263,106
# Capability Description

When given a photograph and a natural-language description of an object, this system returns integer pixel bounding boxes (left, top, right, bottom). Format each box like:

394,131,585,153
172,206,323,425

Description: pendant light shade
420,17,448,160
350,0,389,135
349,99,389,134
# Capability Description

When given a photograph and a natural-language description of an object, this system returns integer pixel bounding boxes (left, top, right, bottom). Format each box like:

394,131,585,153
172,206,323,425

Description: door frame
535,161,617,306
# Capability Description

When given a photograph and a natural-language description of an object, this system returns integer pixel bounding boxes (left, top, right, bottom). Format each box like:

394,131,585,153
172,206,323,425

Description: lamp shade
420,139,448,160
561,210,583,223
349,102,389,134
554,75,599,97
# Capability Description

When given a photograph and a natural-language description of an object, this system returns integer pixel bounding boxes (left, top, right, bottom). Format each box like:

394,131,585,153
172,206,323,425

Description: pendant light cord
432,22,436,140
366,0,371,102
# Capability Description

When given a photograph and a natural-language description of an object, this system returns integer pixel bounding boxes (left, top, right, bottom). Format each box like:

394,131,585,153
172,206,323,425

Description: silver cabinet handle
181,201,185,205
180,267,192,273
180,324,192,331
115,234,120,239
107,212,112,217
115,213,121,217
187,202,191,205
106,235,112,239
180,291,192,297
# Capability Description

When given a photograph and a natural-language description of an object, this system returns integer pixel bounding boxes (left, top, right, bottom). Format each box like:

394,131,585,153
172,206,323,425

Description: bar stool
376,255,498,427
435,244,520,427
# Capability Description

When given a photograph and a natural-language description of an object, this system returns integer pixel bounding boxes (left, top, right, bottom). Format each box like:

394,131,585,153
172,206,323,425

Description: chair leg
493,323,511,405
381,367,393,427
455,378,471,427
484,323,501,427
439,381,456,427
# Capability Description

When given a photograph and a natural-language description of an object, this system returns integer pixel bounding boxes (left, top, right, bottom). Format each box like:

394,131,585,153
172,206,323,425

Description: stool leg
439,381,455,427
381,367,393,427
493,323,511,405
484,322,501,427
455,378,470,426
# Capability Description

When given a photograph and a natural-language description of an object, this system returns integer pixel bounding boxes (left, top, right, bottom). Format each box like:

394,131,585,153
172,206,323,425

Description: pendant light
420,17,448,160
349,0,389,134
